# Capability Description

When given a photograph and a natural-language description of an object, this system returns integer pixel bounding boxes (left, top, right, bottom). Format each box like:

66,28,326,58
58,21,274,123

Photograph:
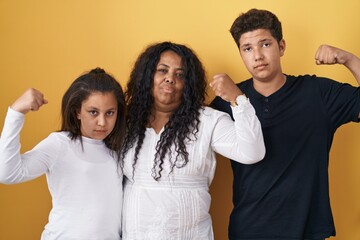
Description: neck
148,109,173,134
253,74,286,97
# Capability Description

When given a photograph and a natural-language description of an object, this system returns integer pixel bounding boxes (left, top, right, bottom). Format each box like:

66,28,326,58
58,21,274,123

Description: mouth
94,130,107,133
162,85,175,93
254,63,268,70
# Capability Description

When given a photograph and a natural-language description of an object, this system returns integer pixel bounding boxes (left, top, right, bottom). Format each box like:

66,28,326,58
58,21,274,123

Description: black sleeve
317,76,360,128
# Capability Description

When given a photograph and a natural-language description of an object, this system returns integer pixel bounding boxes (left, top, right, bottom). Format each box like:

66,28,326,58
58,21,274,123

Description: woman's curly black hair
120,42,207,180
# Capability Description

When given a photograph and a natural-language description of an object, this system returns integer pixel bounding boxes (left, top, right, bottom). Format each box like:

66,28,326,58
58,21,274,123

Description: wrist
230,94,247,107
230,99,238,107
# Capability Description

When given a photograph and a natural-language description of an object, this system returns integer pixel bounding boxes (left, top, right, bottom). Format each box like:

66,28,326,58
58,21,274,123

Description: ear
279,39,286,56
76,110,81,120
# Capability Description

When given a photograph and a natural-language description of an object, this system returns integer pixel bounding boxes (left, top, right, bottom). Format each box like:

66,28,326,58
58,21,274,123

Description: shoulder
38,131,73,150
237,78,252,89
197,107,232,135
201,106,231,120
288,74,335,84
47,131,71,142
233,78,252,94
285,74,338,91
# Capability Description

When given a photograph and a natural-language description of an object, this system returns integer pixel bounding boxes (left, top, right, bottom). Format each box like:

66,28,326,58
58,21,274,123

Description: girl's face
77,91,118,140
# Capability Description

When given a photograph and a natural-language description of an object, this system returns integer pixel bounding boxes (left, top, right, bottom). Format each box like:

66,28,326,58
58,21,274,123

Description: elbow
242,141,266,165
0,175,14,184
0,178,20,185
0,173,14,184
249,135,266,164
249,148,266,164
0,170,21,185
242,152,265,165
0,171,7,183
0,181,16,185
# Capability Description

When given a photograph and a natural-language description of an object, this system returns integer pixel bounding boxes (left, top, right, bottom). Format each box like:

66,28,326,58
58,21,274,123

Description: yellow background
0,0,359,239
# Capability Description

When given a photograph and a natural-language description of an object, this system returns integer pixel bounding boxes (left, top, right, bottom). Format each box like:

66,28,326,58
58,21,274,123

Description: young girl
0,68,126,240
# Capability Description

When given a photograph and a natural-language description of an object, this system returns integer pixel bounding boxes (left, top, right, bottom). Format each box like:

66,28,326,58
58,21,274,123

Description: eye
89,110,98,116
157,68,167,74
262,42,270,48
106,111,116,116
176,72,185,79
242,47,252,52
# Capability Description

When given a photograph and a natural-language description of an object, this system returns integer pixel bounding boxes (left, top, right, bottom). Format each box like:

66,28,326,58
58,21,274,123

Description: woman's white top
0,108,123,240
122,99,265,240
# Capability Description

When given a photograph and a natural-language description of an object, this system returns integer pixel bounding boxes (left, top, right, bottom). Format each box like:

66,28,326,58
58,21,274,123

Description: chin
91,134,108,140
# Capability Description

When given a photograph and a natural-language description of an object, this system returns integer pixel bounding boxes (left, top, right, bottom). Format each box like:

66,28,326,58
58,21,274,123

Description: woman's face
152,50,185,112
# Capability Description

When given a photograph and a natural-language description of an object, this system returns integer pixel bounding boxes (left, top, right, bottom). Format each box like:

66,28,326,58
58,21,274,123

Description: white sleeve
211,96,265,164
0,107,56,184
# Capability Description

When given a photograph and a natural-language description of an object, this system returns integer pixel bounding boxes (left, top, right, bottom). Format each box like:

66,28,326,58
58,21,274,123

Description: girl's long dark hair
121,42,207,180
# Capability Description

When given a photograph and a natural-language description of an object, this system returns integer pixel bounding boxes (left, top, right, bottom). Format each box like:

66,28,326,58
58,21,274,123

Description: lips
94,130,107,133
254,63,267,69
162,85,175,93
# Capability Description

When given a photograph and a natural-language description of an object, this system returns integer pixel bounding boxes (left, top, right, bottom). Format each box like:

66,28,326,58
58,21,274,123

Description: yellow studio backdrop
0,0,359,239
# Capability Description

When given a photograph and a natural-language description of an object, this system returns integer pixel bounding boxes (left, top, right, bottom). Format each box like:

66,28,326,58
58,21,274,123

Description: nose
164,74,175,84
97,115,106,127
253,48,264,62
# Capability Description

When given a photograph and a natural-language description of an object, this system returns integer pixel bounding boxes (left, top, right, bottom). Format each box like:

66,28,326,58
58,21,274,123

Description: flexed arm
0,88,48,184
209,74,265,163
315,44,360,85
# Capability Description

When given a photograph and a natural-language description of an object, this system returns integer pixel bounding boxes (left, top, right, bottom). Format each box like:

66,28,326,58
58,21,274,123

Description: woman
120,42,265,240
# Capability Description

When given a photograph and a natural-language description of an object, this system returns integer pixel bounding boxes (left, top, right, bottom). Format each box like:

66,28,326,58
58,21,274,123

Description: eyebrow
157,63,184,71
240,38,272,48
86,107,117,111
258,38,271,44
240,43,251,48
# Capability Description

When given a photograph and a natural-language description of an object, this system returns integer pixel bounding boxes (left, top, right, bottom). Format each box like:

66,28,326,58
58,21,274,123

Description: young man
210,8,360,240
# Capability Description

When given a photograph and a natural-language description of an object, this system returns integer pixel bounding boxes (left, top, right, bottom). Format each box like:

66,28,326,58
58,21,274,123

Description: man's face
238,29,285,83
